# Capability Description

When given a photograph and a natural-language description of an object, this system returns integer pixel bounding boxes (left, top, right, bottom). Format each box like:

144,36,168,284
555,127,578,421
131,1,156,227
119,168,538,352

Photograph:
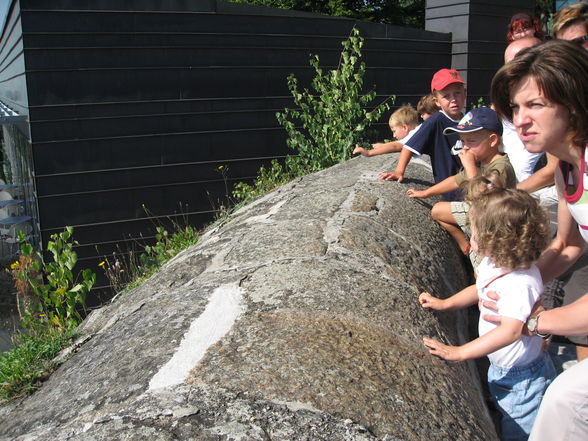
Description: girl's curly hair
468,188,550,271
461,169,505,203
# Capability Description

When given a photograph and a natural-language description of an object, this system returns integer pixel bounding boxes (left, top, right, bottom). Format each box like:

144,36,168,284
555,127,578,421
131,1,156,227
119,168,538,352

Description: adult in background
506,12,545,42
490,39,588,441
552,1,588,49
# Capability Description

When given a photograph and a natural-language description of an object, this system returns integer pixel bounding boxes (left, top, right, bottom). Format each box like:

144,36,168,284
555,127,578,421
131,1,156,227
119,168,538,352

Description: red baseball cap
431,69,465,93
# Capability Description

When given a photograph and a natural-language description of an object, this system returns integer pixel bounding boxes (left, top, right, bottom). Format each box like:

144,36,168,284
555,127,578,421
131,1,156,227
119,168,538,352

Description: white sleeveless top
561,146,588,244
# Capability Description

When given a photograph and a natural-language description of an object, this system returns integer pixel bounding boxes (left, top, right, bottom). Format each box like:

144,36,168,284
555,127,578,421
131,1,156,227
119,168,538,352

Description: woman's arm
536,294,588,336
536,169,586,283
516,152,557,193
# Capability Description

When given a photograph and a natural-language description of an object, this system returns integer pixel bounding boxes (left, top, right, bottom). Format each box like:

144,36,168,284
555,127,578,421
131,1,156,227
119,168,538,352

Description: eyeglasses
512,27,533,36
571,35,588,46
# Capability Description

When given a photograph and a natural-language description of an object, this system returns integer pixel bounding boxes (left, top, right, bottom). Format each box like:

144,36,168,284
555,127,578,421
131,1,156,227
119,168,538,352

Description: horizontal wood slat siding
0,1,27,120
3,0,451,303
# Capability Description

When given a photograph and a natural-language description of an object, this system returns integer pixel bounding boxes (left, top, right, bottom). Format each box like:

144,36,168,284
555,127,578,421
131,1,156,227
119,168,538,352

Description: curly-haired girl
418,185,555,441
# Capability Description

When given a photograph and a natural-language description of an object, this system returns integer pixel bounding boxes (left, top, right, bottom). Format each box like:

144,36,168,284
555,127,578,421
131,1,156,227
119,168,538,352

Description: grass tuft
0,329,77,402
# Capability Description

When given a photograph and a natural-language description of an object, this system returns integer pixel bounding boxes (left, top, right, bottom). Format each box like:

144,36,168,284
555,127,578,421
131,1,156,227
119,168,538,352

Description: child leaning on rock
406,107,517,272
420,185,556,441
379,68,466,200
352,104,420,157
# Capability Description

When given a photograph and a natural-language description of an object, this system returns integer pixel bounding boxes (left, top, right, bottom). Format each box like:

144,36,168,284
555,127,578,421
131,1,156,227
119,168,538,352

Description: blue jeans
488,351,556,441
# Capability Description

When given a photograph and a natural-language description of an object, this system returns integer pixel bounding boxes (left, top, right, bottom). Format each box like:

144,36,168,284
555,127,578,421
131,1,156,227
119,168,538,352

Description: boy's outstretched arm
423,317,523,362
419,284,478,311
379,147,413,182
354,141,404,157
407,175,459,199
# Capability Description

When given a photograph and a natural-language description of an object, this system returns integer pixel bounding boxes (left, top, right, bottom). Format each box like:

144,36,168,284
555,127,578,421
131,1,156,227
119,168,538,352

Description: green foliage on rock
0,329,77,402
233,27,393,204
16,227,96,332
276,28,391,172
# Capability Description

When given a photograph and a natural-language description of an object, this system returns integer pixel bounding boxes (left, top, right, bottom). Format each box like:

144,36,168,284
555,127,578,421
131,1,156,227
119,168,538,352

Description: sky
0,0,8,33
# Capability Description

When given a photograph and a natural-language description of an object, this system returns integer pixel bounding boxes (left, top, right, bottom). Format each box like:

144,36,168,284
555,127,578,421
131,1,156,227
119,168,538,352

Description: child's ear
489,133,500,147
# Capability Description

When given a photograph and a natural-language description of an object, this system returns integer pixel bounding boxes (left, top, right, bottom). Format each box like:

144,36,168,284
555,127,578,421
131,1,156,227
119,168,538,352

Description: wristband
528,311,551,339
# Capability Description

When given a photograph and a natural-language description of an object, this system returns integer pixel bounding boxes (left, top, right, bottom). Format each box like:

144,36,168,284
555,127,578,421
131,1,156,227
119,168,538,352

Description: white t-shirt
502,119,544,183
477,257,544,368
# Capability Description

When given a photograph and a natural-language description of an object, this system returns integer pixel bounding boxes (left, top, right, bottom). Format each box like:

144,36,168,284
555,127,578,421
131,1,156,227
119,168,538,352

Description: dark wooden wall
0,0,453,304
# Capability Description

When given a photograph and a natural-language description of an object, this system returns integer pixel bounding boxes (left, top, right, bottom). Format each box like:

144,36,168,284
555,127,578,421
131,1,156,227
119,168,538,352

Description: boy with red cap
380,68,466,200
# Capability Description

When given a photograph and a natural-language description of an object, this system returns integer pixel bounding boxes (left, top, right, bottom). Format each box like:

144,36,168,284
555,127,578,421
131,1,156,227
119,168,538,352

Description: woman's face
509,76,571,154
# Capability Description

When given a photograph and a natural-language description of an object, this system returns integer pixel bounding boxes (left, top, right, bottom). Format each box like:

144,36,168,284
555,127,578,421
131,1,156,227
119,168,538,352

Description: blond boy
353,104,419,157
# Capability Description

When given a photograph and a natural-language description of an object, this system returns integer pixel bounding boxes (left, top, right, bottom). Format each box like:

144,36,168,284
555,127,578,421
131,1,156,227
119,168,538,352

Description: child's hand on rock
406,189,427,198
423,337,463,362
419,292,444,310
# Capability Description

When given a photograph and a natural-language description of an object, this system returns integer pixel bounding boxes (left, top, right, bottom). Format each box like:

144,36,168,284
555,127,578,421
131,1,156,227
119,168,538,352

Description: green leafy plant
231,158,296,204
276,27,393,173
470,96,488,109
16,227,96,332
140,224,198,269
99,220,199,296
233,28,393,205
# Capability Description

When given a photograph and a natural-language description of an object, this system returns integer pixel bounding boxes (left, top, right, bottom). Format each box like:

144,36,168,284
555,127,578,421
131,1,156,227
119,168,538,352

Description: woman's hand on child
423,337,463,362
481,290,501,323
418,292,444,310
406,188,427,199
482,290,543,336
379,171,404,182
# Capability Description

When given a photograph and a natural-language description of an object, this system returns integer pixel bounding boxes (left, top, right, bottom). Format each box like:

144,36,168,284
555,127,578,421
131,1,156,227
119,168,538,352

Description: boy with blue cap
406,106,516,271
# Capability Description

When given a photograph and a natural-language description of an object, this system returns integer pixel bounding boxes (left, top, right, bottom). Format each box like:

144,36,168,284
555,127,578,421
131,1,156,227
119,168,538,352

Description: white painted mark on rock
148,282,244,391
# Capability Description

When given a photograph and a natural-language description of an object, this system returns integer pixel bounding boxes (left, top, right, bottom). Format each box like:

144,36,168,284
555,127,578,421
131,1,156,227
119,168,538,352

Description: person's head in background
430,69,466,120
504,36,542,63
507,12,545,42
388,104,419,140
552,1,588,50
416,94,439,121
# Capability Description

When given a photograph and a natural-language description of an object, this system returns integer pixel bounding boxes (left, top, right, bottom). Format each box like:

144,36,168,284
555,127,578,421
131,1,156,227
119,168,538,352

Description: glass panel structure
0,122,38,258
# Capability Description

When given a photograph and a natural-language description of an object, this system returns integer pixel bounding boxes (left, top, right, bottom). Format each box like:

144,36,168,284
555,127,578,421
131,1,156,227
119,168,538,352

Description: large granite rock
0,153,498,440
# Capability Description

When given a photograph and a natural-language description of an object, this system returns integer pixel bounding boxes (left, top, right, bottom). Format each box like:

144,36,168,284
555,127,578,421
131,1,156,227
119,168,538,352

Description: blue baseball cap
443,107,503,136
